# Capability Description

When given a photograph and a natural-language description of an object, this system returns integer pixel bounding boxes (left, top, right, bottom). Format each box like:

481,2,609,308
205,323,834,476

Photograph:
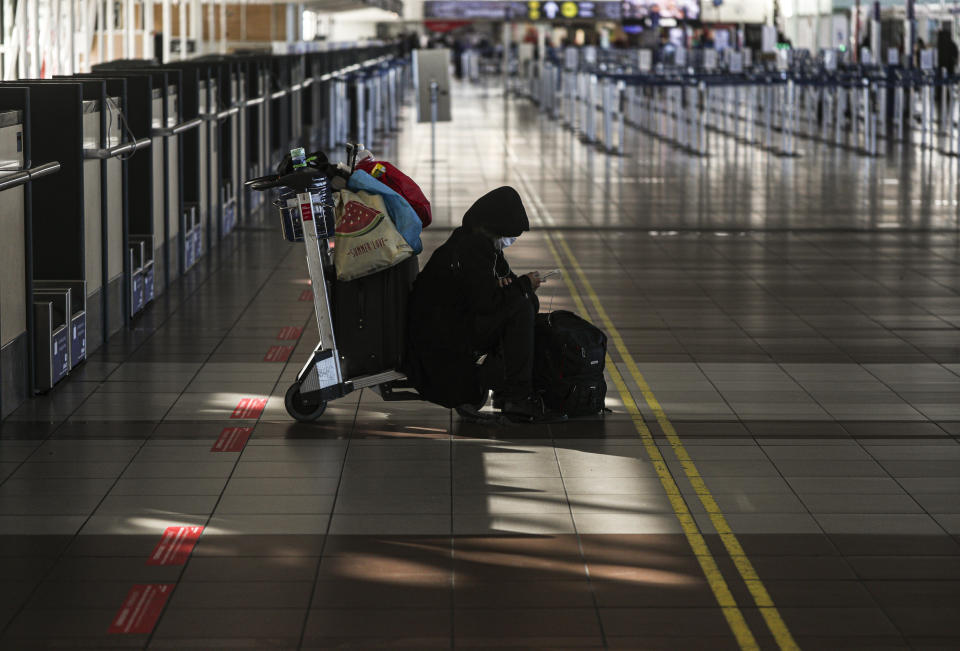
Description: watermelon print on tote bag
333,189,414,282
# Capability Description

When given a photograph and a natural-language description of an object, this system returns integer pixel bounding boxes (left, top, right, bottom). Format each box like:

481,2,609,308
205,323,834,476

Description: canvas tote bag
334,189,413,281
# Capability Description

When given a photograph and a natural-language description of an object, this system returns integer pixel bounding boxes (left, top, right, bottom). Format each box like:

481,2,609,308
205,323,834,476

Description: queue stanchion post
619,80,626,154
585,73,596,144
430,80,438,164
601,76,611,150
764,81,773,151
699,81,708,156
852,83,860,151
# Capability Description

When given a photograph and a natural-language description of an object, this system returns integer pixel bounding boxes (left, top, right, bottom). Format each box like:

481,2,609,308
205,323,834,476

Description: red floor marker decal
147,526,204,566
211,426,252,452
107,584,173,634
277,326,303,340
231,397,267,419
264,345,293,362
298,289,313,301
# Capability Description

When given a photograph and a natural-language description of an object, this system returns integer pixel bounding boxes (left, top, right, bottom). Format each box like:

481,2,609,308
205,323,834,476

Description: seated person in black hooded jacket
405,186,549,421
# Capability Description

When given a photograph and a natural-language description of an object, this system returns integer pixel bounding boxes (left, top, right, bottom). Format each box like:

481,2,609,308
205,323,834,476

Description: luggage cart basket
245,151,418,422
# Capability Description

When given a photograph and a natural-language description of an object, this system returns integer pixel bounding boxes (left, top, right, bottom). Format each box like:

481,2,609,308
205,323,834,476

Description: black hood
461,186,530,237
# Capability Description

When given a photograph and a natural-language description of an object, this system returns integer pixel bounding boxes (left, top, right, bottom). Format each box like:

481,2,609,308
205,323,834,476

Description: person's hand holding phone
540,269,561,281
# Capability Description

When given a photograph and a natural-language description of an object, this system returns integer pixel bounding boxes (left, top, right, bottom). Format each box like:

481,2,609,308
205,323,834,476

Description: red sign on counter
211,426,252,452
264,345,293,362
107,584,173,634
277,326,303,340
231,397,267,419
147,526,204,566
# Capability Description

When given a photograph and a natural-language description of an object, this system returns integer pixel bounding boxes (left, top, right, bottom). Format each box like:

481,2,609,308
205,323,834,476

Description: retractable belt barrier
513,59,960,159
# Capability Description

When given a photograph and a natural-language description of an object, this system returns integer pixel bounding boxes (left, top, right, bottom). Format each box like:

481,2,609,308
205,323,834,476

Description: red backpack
355,160,432,228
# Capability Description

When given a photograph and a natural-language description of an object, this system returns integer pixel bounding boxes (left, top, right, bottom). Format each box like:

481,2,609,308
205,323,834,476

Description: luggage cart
245,148,419,422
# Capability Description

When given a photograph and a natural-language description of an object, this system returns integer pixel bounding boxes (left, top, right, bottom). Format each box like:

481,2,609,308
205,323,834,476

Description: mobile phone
540,269,561,279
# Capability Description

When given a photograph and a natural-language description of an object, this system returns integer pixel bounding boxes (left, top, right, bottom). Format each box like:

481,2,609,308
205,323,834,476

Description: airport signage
424,0,622,20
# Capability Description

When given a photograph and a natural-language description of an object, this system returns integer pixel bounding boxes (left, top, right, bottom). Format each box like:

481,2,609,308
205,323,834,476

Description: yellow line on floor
551,233,801,651
503,139,797,648
541,235,761,651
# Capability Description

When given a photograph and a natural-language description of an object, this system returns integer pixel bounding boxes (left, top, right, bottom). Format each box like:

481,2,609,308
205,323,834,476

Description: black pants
472,292,538,400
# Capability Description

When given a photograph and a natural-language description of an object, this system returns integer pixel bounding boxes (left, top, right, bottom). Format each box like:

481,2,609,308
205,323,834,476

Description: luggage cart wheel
285,383,327,422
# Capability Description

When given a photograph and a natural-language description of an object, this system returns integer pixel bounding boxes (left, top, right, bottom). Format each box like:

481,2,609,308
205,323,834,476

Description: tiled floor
1,79,960,649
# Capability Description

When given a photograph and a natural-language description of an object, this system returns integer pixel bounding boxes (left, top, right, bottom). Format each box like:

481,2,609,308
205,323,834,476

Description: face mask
496,236,518,250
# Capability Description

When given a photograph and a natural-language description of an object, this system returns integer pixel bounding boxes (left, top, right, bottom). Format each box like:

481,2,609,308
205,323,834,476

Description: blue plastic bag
347,170,423,254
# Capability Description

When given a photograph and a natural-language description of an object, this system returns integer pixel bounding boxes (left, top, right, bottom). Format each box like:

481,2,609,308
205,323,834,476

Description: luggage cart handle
0,161,61,192
83,137,151,160
245,169,325,193
246,174,282,191
151,118,203,137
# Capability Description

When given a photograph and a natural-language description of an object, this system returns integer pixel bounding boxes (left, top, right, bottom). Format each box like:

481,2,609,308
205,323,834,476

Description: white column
67,0,75,73
207,0,214,55
190,0,200,56
162,0,170,62
29,0,39,76
286,3,295,43
105,0,114,61
53,0,63,75
178,0,186,60
17,0,26,77
145,0,154,60
79,0,90,71
219,0,225,53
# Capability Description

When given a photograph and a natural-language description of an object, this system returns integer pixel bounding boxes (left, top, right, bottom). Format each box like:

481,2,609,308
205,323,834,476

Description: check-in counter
239,57,269,213
74,78,128,337
0,100,64,412
198,56,243,238
0,43,411,412
4,81,97,369
75,70,160,310
0,109,29,414
74,75,155,320
205,75,222,244
167,63,214,265
92,63,189,285
234,67,247,223
269,56,291,164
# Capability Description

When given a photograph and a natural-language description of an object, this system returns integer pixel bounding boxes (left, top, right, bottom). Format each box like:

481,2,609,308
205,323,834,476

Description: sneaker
455,403,498,422
455,390,494,422
500,394,565,424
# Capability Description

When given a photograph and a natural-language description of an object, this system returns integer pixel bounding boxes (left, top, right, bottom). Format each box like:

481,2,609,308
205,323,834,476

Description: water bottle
289,147,307,170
